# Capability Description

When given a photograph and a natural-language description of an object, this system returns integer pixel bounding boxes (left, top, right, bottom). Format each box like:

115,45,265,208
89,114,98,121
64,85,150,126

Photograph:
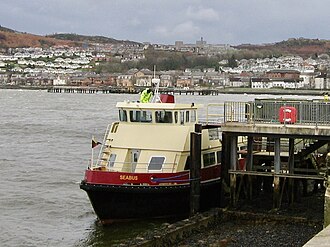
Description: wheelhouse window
140,111,152,122
180,110,185,124
174,111,178,123
203,152,216,167
148,156,165,171
186,111,190,122
180,110,197,124
129,110,152,123
190,110,196,122
119,109,127,122
155,111,173,123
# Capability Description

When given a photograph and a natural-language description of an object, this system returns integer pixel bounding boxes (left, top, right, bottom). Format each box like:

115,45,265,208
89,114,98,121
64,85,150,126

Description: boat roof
116,101,203,110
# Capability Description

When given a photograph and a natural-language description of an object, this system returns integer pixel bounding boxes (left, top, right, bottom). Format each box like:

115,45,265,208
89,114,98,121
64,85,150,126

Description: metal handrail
205,103,225,124
95,161,179,173
95,123,112,167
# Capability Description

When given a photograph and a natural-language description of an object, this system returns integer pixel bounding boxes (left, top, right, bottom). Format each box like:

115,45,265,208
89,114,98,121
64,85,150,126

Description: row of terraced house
68,68,330,90
1,66,330,90
1,45,330,90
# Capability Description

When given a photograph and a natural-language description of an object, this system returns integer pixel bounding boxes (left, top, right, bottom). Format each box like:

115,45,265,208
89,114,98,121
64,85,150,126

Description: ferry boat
80,83,222,224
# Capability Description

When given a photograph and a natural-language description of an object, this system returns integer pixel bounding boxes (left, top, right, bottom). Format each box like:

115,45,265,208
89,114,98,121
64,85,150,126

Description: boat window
216,151,222,164
133,152,139,163
119,109,127,122
129,110,152,123
140,111,152,122
148,156,165,171
130,110,140,122
108,154,116,168
131,149,140,172
180,110,185,124
186,111,190,122
190,110,196,122
184,156,191,170
155,111,173,123
181,110,196,123
203,152,216,167
208,128,219,140
174,111,178,124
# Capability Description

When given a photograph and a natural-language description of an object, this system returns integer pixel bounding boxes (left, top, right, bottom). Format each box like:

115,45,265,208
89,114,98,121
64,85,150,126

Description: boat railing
95,124,112,167
98,161,179,173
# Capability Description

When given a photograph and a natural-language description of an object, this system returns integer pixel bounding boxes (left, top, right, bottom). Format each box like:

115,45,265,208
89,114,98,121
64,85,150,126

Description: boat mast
151,65,161,103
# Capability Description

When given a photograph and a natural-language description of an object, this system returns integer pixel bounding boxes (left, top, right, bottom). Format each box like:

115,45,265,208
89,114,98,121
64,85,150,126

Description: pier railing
223,99,330,126
203,103,225,124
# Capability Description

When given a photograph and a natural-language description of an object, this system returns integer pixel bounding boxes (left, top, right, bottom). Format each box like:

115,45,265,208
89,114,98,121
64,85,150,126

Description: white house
53,76,67,85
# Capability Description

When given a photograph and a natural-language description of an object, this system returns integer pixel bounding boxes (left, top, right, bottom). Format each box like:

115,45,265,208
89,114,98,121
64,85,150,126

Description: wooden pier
203,99,330,231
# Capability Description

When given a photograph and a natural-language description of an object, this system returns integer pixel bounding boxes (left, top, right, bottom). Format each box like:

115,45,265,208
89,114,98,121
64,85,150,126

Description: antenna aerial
151,66,161,103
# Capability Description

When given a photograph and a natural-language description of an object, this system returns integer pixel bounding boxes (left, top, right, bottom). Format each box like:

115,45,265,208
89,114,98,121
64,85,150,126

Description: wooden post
190,125,202,217
230,173,237,206
246,136,254,171
325,177,330,227
247,136,254,200
324,154,330,227
220,133,230,207
230,135,238,207
221,133,230,187
288,138,295,205
273,137,281,209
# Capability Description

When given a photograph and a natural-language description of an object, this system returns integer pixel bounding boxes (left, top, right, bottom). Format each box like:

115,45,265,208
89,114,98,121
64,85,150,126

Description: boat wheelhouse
80,99,222,224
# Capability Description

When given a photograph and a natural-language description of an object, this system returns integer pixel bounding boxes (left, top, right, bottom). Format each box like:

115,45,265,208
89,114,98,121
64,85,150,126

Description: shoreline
117,190,325,247
0,85,328,96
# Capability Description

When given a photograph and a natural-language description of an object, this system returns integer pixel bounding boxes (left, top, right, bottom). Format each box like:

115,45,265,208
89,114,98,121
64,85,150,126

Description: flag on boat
92,137,101,148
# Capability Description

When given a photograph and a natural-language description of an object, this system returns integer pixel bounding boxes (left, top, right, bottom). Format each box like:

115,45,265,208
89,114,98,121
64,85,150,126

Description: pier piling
190,124,202,217
324,155,330,228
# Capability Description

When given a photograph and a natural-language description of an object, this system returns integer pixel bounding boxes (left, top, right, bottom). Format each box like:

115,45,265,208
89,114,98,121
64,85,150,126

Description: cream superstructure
93,101,221,174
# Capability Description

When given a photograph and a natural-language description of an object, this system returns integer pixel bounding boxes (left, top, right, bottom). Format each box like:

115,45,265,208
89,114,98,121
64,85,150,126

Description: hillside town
1,39,330,90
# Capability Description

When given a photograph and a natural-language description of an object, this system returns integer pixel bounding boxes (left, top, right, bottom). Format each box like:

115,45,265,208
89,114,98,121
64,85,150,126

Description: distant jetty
46,86,220,95
46,86,328,96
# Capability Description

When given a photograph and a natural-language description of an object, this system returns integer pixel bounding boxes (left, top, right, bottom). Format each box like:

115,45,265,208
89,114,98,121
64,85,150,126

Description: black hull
80,179,221,223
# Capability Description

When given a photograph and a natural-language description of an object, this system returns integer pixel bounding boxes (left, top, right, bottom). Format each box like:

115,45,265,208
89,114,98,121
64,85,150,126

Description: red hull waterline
80,165,222,224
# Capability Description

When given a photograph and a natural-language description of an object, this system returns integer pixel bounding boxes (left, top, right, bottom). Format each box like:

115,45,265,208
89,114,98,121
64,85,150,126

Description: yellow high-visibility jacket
140,89,152,103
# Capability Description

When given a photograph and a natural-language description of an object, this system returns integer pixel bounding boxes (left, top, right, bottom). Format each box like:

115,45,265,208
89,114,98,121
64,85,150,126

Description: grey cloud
186,6,220,22
1,0,330,45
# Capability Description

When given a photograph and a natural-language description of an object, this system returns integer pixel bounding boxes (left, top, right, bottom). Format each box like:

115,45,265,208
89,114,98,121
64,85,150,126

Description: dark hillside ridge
46,33,141,45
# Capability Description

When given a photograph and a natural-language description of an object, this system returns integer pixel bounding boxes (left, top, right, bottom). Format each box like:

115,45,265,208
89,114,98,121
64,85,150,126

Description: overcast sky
1,0,329,45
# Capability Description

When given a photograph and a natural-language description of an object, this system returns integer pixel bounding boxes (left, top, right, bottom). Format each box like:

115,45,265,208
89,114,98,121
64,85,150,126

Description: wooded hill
1,25,330,60
47,33,140,45
0,26,76,48
235,38,330,58
0,25,140,48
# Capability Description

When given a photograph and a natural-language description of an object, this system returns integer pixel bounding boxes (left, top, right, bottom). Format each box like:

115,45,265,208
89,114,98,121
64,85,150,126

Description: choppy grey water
0,90,321,247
